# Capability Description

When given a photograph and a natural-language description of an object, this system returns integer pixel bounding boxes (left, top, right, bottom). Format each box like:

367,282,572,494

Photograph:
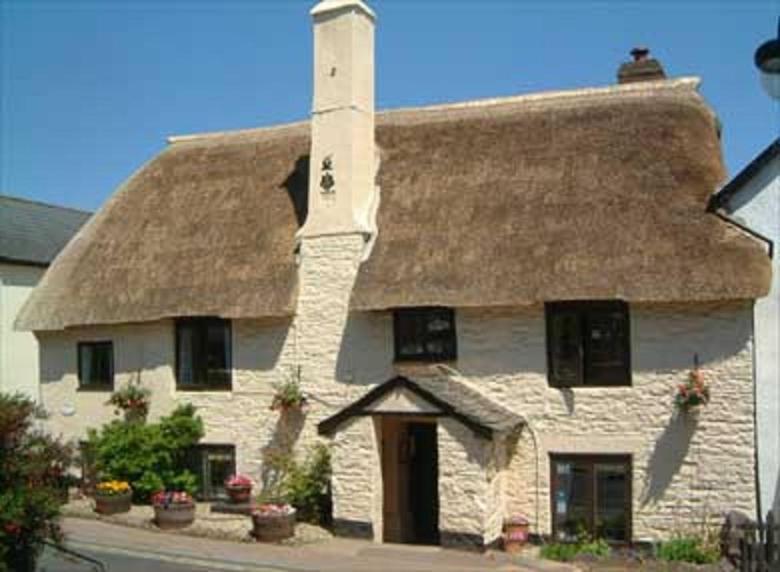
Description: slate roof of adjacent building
708,138,780,211
15,77,773,331
0,195,91,267
318,375,524,439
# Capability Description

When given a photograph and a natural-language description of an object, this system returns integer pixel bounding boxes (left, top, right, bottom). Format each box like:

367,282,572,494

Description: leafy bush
657,536,719,564
540,538,610,561
86,404,203,502
263,443,331,524
0,392,73,572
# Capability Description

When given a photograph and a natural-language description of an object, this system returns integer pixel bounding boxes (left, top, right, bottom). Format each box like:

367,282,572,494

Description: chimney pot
631,47,650,62
618,46,666,84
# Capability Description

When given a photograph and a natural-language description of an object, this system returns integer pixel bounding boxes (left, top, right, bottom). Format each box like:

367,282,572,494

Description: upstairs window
77,341,114,390
394,307,457,362
176,318,232,390
546,301,631,387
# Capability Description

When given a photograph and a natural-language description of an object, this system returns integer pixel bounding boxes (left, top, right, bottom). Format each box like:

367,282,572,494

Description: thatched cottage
16,0,772,549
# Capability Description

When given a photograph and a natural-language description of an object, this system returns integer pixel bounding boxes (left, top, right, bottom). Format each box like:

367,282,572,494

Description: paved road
37,543,220,572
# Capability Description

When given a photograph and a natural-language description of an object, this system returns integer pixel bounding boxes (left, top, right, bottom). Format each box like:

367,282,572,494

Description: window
394,307,457,362
186,444,236,501
175,318,232,390
546,301,631,387
77,341,114,390
551,454,632,543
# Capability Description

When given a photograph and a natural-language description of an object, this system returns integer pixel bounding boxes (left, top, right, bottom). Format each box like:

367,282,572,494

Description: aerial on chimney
618,47,666,84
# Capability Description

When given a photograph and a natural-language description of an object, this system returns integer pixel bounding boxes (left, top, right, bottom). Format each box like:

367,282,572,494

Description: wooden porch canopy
317,376,524,439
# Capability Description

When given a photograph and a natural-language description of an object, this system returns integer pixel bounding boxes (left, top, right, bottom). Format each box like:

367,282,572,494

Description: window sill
549,383,633,389
176,386,233,393
77,386,114,392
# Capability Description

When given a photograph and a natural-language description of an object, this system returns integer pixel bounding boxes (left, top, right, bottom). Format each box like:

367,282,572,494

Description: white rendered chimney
300,0,377,238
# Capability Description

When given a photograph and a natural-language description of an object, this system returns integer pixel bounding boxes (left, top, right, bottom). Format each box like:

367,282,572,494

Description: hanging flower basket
152,491,196,529
94,480,132,515
251,503,296,542
224,474,253,503
270,378,308,414
676,356,710,413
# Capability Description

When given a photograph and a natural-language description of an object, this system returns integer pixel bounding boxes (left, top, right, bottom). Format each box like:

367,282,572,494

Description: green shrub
540,542,580,561
657,536,719,564
263,443,332,525
0,392,73,572
86,403,203,502
540,537,611,561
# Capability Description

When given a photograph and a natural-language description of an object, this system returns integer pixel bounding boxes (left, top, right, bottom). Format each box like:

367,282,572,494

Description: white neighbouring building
710,139,780,518
0,195,89,401
16,1,773,548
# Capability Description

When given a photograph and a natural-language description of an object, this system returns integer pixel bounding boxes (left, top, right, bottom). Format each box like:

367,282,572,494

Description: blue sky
1,0,778,212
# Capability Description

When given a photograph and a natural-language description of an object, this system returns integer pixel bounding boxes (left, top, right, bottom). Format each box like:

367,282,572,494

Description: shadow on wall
280,155,309,228
335,311,395,388
260,408,306,495
640,411,697,505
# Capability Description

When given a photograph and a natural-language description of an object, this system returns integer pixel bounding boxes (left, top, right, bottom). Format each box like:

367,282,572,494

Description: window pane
553,460,591,542
548,309,582,386
395,308,456,361
177,324,195,386
79,342,112,387
595,463,629,541
206,321,230,386
584,306,629,385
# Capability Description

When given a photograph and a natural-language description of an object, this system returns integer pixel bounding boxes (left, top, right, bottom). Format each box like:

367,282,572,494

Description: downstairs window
551,454,632,543
186,444,236,501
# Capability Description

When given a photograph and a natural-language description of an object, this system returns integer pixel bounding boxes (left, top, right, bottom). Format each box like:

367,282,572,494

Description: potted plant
270,377,308,414
152,491,196,530
224,474,253,503
106,382,151,423
503,514,530,553
251,502,296,542
94,480,132,515
676,356,710,413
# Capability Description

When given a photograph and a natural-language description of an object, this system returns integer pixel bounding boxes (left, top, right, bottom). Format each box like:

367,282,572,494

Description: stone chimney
300,0,377,238
617,47,667,84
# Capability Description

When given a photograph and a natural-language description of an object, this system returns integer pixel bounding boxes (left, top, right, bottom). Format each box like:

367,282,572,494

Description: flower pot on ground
152,491,195,530
503,514,530,553
251,503,296,542
225,474,253,504
94,480,132,515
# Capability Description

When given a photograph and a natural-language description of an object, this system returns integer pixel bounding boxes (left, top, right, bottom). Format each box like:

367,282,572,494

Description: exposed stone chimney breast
300,0,377,239
617,47,667,84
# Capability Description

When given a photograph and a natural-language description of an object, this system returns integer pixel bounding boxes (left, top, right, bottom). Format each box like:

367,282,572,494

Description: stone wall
36,297,756,545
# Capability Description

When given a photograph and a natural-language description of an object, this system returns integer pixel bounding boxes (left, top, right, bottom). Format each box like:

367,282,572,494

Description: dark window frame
175,317,232,391
76,341,114,391
186,443,236,501
393,307,457,363
549,453,633,544
545,301,632,387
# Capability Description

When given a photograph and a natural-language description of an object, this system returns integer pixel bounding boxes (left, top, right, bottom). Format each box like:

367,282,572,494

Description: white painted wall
0,263,45,401
35,299,756,544
724,152,780,516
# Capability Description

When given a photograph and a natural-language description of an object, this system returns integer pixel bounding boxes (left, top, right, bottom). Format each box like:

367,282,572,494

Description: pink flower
225,474,253,487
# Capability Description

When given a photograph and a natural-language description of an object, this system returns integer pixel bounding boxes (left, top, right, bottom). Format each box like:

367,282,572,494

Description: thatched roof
16,77,771,330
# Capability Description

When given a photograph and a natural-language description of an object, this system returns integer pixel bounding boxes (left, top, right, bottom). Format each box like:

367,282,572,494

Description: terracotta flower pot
252,508,296,542
94,491,132,515
226,484,252,504
154,503,196,529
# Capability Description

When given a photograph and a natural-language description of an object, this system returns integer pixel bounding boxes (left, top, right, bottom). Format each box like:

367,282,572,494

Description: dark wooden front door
407,422,439,544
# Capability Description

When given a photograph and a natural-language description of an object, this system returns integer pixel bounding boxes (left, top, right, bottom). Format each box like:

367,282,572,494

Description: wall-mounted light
755,17,780,100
